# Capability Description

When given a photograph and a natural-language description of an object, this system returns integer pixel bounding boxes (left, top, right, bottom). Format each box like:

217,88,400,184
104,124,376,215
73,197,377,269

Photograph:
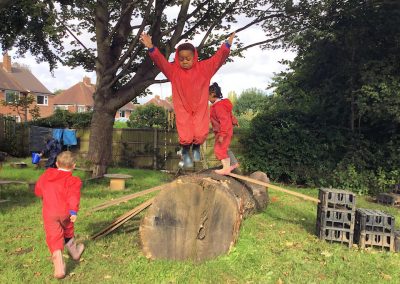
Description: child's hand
70,215,77,223
140,33,154,49
228,32,236,45
218,136,224,143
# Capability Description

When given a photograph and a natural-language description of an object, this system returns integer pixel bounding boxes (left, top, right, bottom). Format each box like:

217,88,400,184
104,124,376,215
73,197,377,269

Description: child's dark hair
177,43,195,53
209,82,223,98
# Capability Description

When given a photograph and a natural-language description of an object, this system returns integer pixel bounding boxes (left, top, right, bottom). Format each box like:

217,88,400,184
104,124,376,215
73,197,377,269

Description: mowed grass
1,159,400,283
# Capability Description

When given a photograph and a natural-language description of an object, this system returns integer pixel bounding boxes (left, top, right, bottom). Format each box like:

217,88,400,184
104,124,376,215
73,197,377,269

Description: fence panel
18,126,244,171
0,116,29,156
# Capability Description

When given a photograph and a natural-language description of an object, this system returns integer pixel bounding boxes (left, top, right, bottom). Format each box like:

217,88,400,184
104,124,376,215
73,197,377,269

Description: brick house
53,76,137,120
0,53,54,121
144,95,173,111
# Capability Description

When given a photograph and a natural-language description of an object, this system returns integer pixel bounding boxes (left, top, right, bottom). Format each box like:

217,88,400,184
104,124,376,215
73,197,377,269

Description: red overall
149,43,231,145
210,99,238,160
35,168,82,253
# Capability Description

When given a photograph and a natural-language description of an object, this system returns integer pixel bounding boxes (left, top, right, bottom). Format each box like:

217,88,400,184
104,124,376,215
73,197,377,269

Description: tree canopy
241,0,400,193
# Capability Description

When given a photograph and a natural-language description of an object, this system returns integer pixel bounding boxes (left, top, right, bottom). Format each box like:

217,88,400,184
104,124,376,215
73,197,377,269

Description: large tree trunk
87,107,116,177
139,170,269,261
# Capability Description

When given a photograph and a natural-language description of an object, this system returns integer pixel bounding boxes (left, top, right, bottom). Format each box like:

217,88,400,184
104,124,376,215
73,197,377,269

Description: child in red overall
209,82,239,175
35,151,84,279
140,32,235,168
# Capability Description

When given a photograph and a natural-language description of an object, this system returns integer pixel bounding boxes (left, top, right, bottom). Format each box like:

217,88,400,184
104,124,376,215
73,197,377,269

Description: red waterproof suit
210,99,238,160
149,43,231,145
35,168,82,253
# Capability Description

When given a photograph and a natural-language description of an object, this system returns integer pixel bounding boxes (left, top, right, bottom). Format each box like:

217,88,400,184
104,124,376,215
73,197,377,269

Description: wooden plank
0,180,28,185
92,198,153,240
90,184,166,212
228,172,320,204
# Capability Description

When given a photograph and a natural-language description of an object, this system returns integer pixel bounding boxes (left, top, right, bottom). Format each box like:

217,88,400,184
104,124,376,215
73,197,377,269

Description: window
54,105,69,111
5,90,19,104
77,106,86,113
36,95,48,105
119,110,126,118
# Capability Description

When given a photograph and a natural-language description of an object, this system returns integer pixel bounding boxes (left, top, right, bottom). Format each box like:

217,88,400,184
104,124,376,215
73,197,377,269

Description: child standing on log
34,151,84,279
140,32,235,168
209,82,239,175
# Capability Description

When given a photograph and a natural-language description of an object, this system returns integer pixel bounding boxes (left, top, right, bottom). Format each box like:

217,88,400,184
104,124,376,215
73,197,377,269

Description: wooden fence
77,128,244,172
0,121,244,171
0,115,29,156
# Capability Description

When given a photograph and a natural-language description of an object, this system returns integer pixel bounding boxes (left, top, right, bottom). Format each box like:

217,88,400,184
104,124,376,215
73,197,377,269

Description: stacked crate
316,188,356,247
354,209,395,251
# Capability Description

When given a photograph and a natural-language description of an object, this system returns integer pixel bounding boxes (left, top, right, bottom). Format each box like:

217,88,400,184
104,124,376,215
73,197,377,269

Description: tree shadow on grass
0,184,40,211
266,203,318,235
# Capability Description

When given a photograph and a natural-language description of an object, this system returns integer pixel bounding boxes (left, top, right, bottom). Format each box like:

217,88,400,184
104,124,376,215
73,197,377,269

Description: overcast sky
1,13,295,104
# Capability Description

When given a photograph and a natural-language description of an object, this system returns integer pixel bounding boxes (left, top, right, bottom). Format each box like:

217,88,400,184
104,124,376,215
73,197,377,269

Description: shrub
31,109,93,128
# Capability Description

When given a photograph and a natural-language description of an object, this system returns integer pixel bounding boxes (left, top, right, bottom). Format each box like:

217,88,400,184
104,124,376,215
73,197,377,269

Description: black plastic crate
318,188,356,211
355,209,395,233
316,206,355,231
317,226,353,247
355,231,395,251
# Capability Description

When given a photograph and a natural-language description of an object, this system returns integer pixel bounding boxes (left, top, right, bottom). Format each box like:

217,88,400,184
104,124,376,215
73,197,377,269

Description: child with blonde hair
35,151,84,279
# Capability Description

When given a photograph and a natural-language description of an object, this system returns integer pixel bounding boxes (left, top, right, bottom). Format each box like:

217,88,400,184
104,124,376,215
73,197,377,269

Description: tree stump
139,170,269,261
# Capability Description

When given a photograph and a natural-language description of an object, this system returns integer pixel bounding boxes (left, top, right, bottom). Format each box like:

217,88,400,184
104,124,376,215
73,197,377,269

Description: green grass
1,161,400,283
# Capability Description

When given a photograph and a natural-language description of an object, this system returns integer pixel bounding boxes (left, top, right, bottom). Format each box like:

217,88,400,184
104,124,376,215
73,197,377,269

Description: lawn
1,159,400,283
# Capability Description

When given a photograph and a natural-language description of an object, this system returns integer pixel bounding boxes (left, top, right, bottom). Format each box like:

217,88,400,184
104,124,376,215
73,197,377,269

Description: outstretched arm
202,32,235,78
140,33,174,80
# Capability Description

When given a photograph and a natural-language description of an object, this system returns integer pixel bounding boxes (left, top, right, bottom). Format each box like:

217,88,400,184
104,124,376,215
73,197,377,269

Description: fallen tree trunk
139,170,269,261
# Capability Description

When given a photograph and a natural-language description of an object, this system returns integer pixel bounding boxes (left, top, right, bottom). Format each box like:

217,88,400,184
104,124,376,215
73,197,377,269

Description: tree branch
107,1,153,89
235,13,285,34
109,0,136,63
55,14,91,52
197,0,240,50
109,0,140,38
164,0,191,56
161,0,208,37
235,32,298,53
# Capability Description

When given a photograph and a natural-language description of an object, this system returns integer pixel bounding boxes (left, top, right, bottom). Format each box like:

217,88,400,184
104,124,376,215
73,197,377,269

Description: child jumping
34,151,84,279
140,32,235,168
209,82,239,175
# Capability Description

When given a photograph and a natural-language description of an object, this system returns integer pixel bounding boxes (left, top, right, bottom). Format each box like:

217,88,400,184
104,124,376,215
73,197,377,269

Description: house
53,76,137,120
144,95,173,111
0,53,54,121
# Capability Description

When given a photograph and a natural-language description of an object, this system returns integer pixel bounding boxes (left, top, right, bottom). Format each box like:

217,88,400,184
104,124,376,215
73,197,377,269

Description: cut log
139,170,268,261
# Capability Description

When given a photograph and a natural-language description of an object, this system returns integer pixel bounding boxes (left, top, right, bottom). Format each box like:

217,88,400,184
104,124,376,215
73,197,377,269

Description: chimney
3,53,11,72
83,76,91,85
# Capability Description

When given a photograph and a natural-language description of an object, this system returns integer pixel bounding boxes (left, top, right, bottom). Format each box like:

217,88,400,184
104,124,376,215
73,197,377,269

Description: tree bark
139,171,269,261
87,107,115,177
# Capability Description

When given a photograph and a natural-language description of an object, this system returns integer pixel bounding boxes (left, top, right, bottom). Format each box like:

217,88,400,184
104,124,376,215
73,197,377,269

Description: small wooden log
104,174,132,190
139,171,267,261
